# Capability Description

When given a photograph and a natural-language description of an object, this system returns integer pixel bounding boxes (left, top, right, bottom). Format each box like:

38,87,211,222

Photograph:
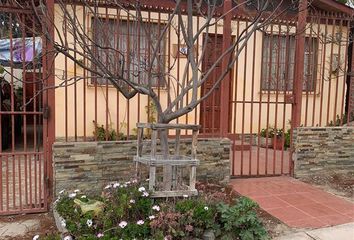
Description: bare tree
27,0,297,187
32,0,297,124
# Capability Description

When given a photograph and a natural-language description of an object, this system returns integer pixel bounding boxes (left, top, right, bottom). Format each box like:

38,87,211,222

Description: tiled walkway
231,176,354,229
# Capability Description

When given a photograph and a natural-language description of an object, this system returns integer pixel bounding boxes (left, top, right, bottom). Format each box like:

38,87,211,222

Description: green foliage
284,129,291,149
56,182,153,239
92,101,159,141
217,197,269,240
55,183,269,240
260,127,282,138
41,234,61,240
93,121,118,141
328,113,354,127
175,199,216,229
261,127,291,149
93,121,133,141
145,101,157,124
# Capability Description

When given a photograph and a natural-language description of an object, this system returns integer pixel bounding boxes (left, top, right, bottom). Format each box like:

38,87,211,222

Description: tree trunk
159,128,172,191
151,97,174,190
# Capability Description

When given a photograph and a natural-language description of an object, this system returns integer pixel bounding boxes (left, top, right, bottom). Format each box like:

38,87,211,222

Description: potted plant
270,128,284,150
257,128,273,148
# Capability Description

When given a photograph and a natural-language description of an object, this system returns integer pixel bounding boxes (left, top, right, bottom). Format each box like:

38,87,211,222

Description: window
92,18,166,87
261,34,318,92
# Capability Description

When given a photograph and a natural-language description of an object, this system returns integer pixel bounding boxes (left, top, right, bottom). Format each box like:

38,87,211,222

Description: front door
200,34,223,135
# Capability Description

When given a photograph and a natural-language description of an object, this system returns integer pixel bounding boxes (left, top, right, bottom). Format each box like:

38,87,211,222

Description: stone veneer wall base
294,127,354,178
53,138,231,197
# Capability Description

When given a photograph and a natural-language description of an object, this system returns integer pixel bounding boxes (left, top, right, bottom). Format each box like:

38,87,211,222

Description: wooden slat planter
134,123,200,198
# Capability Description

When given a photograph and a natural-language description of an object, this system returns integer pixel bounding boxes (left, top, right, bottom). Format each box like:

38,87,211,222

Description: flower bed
53,181,269,240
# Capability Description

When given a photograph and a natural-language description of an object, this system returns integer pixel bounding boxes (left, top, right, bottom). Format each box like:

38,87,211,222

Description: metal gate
229,11,353,177
0,4,49,215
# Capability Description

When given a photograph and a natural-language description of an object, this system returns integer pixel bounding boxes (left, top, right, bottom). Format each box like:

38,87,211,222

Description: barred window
92,18,166,87
261,34,318,92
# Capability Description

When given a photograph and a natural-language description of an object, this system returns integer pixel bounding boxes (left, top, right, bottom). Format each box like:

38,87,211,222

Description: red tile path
230,176,354,229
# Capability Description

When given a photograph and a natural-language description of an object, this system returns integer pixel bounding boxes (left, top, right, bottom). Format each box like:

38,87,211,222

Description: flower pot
256,137,273,148
272,137,283,150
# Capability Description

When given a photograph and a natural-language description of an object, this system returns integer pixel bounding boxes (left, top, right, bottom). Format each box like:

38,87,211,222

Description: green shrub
284,129,291,149
56,182,154,239
55,182,269,240
217,197,269,240
93,121,118,141
38,234,61,240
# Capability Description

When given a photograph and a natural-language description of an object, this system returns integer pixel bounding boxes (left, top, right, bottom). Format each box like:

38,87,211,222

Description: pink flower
97,233,104,238
137,220,144,225
185,224,194,232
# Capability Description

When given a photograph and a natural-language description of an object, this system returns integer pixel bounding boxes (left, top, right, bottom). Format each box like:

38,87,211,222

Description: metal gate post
291,0,308,175
220,0,232,137
292,0,308,128
348,29,354,125
44,0,55,205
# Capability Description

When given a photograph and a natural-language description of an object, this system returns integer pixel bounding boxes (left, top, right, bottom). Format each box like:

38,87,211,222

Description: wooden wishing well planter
134,123,200,198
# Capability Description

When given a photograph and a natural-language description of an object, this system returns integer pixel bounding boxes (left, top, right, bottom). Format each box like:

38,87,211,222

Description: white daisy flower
104,184,111,189
132,179,138,183
61,219,66,228
119,221,127,228
138,187,146,192
113,182,120,188
81,195,87,199
152,205,160,211
142,191,149,197
97,233,104,238
137,220,144,225
183,194,189,198
204,206,209,211
148,215,155,220
32,235,39,240
74,189,80,193
63,236,73,240
129,199,135,204
68,193,76,198
86,219,93,227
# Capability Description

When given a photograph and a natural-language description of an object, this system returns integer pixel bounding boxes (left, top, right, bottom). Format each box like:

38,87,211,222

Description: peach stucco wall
53,4,348,138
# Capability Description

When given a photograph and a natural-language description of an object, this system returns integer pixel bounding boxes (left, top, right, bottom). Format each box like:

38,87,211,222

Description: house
0,0,353,214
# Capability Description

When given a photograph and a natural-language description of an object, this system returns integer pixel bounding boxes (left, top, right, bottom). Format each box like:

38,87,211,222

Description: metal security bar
0,2,50,215
53,2,353,179
229,10,353,177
